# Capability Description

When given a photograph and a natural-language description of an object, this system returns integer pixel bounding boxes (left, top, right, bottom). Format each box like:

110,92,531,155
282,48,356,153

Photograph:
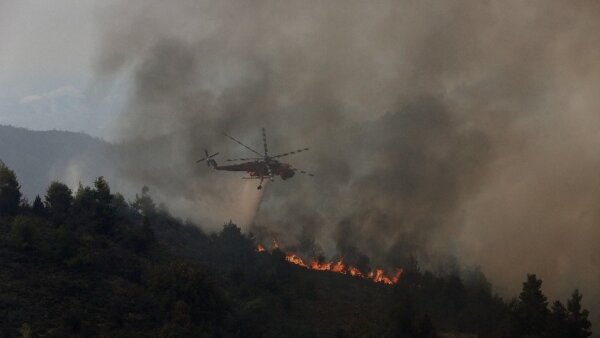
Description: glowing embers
257,244,402,285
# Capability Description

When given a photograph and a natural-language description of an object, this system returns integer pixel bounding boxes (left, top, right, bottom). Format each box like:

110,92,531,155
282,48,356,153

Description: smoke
94,0,600,324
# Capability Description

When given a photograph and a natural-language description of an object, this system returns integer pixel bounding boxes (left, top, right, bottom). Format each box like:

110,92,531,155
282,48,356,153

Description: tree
93,176,111,205
515,274,549,336
72,182,95,223
32,195,45,216
545,301,569,338
8,216,38,249
92,177,115,234
132,186,156,216
45,182,73,224
147,261,229,326
213,221,255,268
566,290,592,338
0,161,22,217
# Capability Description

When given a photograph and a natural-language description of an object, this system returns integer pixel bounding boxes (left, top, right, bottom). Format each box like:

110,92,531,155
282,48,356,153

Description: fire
285,252,308,268
331,259,345,273
256,243,402,285
309,260,332,271
348,266,363,277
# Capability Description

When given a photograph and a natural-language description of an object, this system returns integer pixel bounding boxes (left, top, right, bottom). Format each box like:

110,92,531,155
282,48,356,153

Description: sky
0,1,122,139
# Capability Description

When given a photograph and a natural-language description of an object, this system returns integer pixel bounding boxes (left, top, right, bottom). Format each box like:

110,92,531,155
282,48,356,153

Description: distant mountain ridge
0,125,112,198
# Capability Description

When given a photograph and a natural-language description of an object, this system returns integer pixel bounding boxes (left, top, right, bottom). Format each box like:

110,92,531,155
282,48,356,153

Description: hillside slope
0,125,112,198
0,139,593,337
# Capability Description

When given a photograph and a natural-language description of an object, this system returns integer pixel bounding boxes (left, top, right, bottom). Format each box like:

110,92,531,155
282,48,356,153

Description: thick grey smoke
94,0,600,324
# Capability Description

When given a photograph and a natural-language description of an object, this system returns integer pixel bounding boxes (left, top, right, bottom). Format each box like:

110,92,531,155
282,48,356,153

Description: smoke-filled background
9,0,599,325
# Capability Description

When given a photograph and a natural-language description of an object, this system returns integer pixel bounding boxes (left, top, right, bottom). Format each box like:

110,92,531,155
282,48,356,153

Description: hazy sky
0,1,122,138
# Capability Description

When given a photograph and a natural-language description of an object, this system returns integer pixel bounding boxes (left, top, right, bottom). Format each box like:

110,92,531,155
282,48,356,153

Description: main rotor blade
271,148,310,159
262,127,268,157
293,168,315,176
225,157,261,162
222,132,263,156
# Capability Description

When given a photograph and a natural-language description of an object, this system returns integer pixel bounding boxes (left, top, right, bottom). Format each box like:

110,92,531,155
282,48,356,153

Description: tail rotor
197,149,219,167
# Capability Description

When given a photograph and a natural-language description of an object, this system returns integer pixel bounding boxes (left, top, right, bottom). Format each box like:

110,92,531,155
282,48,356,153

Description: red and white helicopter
197,128,313,189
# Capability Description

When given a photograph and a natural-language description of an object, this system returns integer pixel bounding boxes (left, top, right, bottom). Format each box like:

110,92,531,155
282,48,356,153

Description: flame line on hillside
256,244,402,285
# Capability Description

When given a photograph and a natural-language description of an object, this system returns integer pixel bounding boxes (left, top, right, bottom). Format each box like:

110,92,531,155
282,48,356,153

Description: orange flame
331,258,346,273
348,266,364,277
256,244,402,285
309,260,332,271
285,252,308,268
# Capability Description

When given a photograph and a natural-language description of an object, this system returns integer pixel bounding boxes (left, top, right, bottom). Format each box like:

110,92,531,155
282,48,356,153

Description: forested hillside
0,125,111,198
0,161,592,337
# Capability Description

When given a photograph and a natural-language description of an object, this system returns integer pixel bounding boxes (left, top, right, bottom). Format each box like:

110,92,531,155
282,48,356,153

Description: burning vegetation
0,162,594,337
256,242,402,285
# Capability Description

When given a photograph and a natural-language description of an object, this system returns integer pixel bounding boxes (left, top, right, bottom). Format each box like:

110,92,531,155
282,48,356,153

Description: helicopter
197,128,314,189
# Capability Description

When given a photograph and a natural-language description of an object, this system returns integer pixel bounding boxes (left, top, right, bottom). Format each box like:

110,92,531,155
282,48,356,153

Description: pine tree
45,182,73,224
93,176,111,205
72,182,95,222
132,186,156,216
93,176,115,234
31,195,45,216
515,274,549,336
566,290,592,338
0,161,22,217
545,300,569,338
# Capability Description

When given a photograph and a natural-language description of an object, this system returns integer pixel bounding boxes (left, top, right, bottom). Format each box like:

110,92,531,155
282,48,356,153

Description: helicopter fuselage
215,160,295,180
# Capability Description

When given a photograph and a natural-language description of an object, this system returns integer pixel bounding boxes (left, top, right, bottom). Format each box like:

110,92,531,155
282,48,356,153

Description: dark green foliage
566,290,592,338
93,176,111,204
546,301,570,338
132,186,156,216
514,274,549,336
147,261,229,335
72,182,95,219
389,287,419,336
70,178,118,234
212,220,256,268
389,281,440,338
0,161,22,217
542,290,592,338
18,323,32,338
31,195,45,216
0,173,593,338
112,192,132,218
122,216,157,254
91,176,116,234
8,216,38,249
45,181,73,225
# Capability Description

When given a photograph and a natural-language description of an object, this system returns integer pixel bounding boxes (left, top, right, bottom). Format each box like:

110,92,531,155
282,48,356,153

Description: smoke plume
94,0,600,325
